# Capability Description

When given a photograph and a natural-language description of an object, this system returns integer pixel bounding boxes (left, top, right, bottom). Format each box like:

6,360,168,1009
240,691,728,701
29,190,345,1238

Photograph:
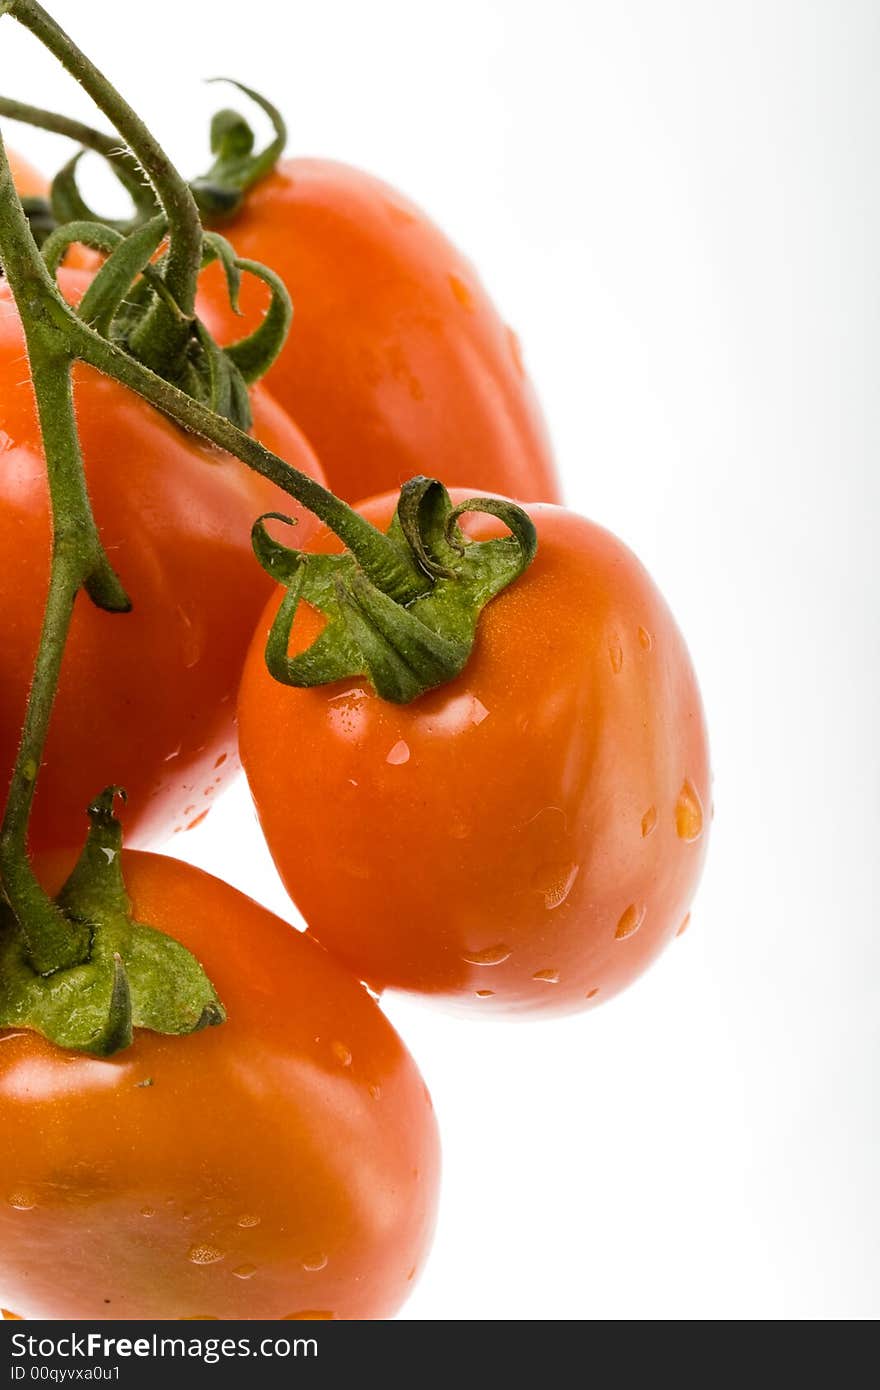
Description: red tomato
198,160,560,504
239,492,710,1016
0,852,439,1320
5,146,46,199
0,270,326,850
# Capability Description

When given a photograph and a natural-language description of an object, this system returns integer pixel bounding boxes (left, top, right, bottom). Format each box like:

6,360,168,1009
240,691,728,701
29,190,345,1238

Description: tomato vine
0,0,537,1054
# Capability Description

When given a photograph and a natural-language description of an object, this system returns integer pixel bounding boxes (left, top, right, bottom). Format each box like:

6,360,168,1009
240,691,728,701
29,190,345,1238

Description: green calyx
253,478,537,704
0,790,225,1057
35,211,291,433
0,87,291,430
190,81,286,223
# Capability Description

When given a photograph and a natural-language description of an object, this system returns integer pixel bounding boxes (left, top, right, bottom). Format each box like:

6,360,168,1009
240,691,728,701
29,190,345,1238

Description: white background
4,0,877,1319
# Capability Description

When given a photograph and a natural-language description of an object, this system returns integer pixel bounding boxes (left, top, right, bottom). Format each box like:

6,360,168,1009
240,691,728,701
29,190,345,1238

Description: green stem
0,551,89,972
6,0,202,363
0,132,127,973
0,92,147,206
75,325,426,600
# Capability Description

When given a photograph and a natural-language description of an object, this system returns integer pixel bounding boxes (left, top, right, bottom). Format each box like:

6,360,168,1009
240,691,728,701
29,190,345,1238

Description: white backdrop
3,0,877,1319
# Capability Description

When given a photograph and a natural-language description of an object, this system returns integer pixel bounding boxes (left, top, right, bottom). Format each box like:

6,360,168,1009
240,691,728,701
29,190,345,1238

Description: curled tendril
250,479,537,705
199,234,293,385
34,210,292,431
190,79,287,223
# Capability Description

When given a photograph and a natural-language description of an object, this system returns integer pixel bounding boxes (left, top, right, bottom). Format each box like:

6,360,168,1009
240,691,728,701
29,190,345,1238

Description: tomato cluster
0,138,709,1321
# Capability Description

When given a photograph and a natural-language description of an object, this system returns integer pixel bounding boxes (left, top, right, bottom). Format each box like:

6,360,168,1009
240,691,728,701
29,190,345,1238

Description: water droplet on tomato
187,1244,224,1266
676,912,692,937
532,969,560,983
327,687,369,741
615,904,645,940
533,861,580,910
164,745,181,763
140,1206,155,1218
609,641,623,674
237,1214,261,1229
475,989,495,998
7,1191,35,1211
176,605,204,670
675,780,704,841
586,987,600,999
449,274,474,310
638,626,654,651
186,809,210,831
641,806,657,837
368,1083,382,1100
506,325,525,376
386,739,410,766
232,1264,257,1280
462,944,511,965
302,1253,328,1272
331,1041,352,1067
214,753,227,769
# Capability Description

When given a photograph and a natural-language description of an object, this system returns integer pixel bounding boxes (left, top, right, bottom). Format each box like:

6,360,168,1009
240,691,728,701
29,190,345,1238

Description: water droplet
368,1083,382,1101
164,745,182,763
638,626,654,651
470,697,490,726
386,739,410,766
675,780,704,842
462,944,511,965
331,1041,352,1067
407,1266,417,1281
532,969,560,984
641,805,657,838
448,273,474,310
237,1214,261,1229
609,642,623,674
506,325,525,376
534,861,580,910
302,1253,328,1272
184,805,196,815
676,912,691,937
615,904,645,940
384,199,418,227
586,987,600,999
140,1206,155,1218
7,1192,35,1211
232,1264,257,1280
186,809,210,831
176,605,204,669
327,687,369,740
187,1244,224,1266
475,989,495,998
214,753,227,769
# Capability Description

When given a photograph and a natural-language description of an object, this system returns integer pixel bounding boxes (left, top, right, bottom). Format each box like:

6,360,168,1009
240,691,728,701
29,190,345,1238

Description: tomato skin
6,147,46,200
240,494,710,1016
0,852,439,1320
198,159,560,505
0,270,326,851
